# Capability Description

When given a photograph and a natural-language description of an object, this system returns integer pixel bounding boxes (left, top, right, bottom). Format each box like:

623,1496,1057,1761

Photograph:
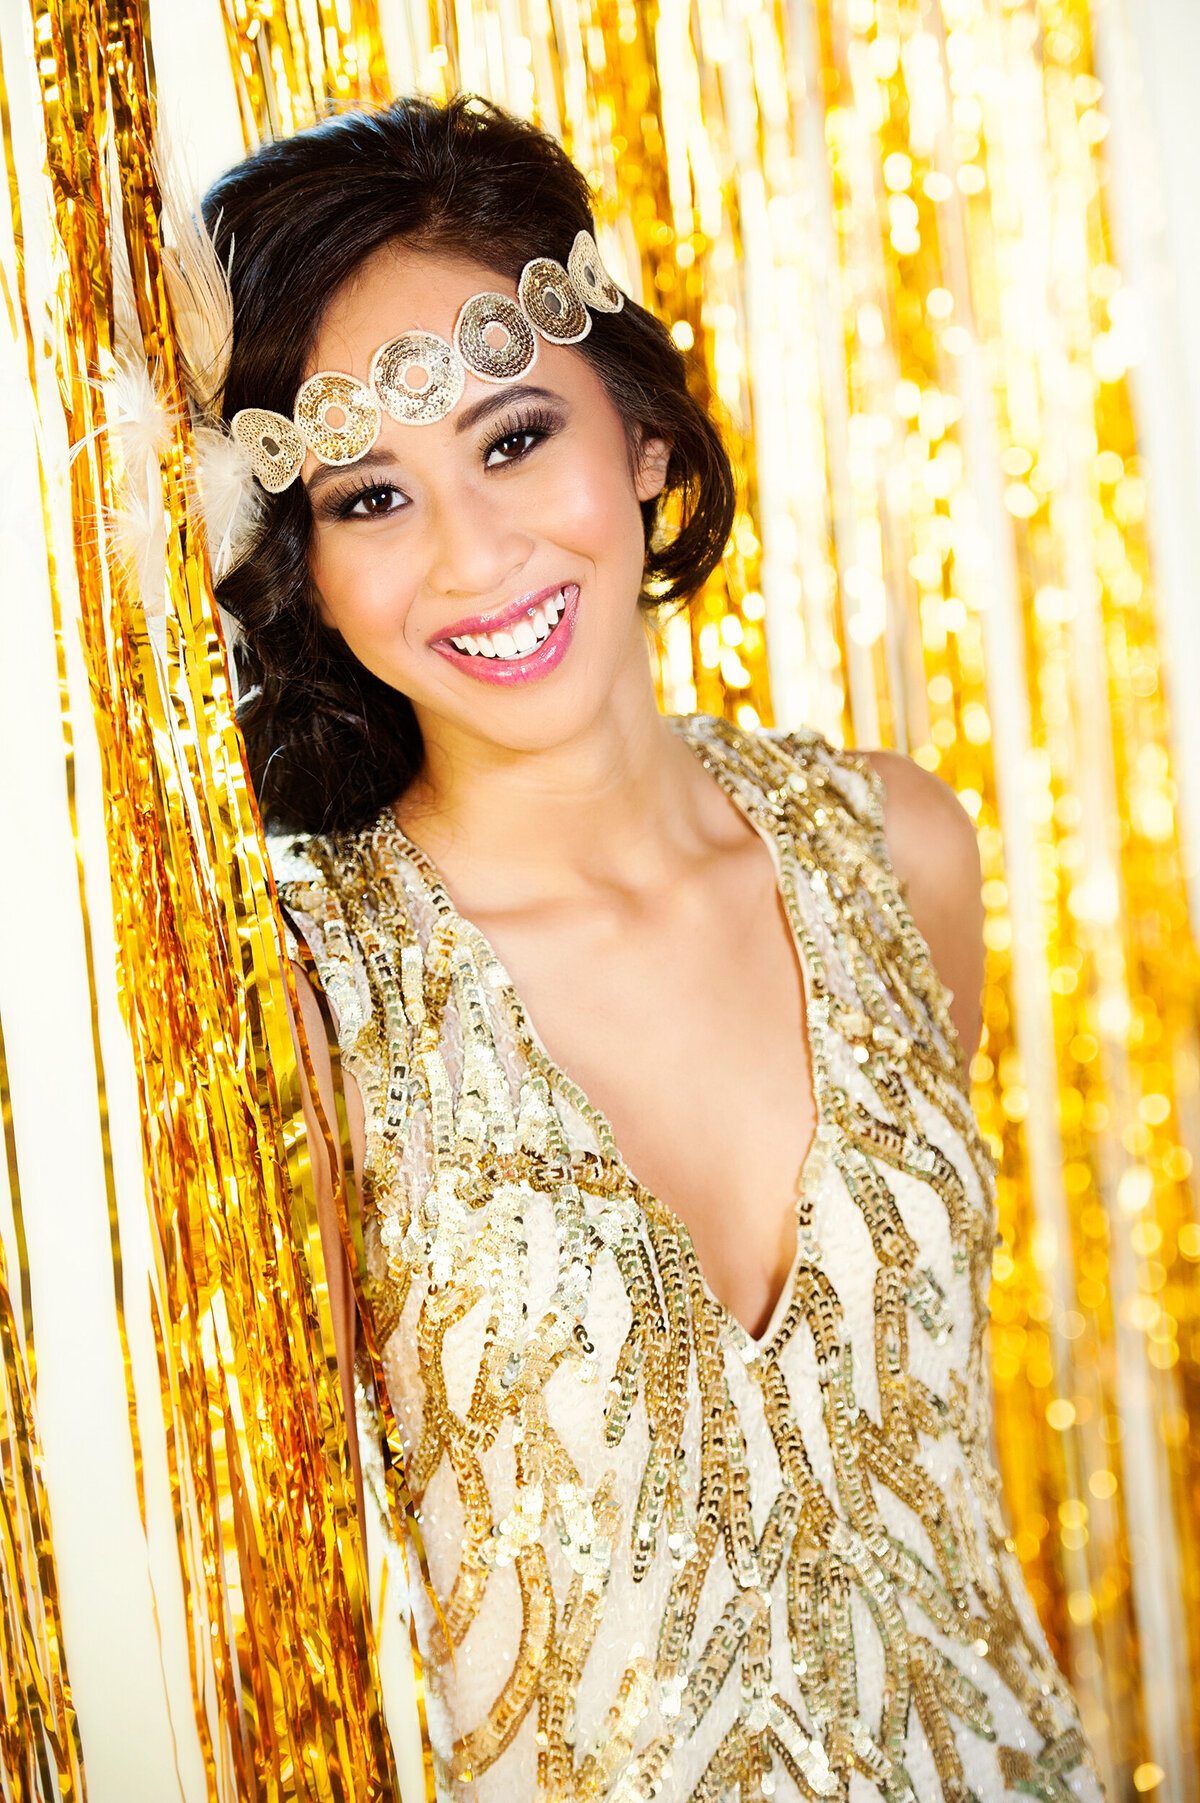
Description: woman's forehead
308,244,517,374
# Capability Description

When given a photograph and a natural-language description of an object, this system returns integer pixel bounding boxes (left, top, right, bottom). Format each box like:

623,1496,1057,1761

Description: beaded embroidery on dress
272,716,1104,1803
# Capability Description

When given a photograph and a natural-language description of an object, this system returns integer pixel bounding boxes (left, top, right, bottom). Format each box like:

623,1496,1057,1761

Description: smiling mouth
443,587,570,662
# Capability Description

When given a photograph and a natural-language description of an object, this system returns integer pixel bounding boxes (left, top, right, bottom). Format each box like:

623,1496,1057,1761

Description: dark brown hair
204,94,735,834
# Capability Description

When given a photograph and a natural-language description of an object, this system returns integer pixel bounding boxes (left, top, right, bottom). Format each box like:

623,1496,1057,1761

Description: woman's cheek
314,535,413,635
308,555,410,670
536,447,644,552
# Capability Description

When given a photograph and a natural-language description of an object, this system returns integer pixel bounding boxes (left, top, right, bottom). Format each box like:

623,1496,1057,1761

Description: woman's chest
451,866,819,1336
351,780,996,1392
365,956,994,1448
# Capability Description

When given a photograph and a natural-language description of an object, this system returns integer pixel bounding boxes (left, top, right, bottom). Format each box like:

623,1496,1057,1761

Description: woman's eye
346,485,404,518
485,429,540,467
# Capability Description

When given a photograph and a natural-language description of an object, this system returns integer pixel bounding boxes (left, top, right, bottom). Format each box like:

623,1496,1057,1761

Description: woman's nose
423,482,534,600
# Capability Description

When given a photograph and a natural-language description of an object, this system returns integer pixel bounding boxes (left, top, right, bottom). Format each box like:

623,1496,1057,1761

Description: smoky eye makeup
334,482,406,521
308,398,570,521
307,471,407,522
479,403,566,464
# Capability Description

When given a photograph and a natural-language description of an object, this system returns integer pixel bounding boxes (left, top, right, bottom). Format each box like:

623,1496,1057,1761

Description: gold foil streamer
802,6,1199,1792
15,0,400,1793
0,1008,85,1798
2,8,140,1791
220,0,391,150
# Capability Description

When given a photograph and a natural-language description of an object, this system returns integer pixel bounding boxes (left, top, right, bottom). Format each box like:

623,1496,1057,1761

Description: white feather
193,424,264,581
96,359,173,623
110,235,144,364
216,604,249,705
98,139,260,633
107,358,176,469
153,139,234,421
111,458,168,624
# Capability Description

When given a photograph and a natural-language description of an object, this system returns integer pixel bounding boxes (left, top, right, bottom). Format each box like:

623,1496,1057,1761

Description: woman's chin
420,656,647,759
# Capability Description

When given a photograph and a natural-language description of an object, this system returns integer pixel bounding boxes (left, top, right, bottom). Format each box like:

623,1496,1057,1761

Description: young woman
205,95,1102,1803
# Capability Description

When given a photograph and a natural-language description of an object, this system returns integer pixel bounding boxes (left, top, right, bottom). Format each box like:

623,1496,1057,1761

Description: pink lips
431,583,580,687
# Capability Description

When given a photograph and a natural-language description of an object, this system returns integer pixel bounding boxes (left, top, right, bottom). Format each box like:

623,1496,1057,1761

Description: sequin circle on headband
518,258,591,344
371,331,465,425
452,292,539,384
293,372,382,465
229,408,307,494
568,230,624,314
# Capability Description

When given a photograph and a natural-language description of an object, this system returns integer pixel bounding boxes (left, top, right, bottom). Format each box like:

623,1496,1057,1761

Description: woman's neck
396,645,731,916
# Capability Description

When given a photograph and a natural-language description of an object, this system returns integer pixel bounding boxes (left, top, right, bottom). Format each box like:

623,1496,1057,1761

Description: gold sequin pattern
276,716,1104,1801
567,230,624,315
230,405,307,491
293,369,382,463
518,258,592,344
453,292,539,384
372,331,466,425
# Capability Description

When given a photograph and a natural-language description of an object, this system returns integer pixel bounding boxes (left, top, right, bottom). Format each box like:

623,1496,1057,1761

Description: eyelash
327,406,561,521
483,405,560,467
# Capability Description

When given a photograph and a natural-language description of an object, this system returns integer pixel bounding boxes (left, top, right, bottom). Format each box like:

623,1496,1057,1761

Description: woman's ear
634,433,671,502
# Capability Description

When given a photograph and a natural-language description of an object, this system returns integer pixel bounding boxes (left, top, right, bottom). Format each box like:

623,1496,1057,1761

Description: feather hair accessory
94,354,175,622
106,354,177,470
193,424,264,583
153,147,234,424
103,137,262,616
152,144,263,585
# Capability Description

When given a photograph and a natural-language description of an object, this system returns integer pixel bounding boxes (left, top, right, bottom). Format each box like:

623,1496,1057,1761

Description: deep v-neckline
380,717,832,1352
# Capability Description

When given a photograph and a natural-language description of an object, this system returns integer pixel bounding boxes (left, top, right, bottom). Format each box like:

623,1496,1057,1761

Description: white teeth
446,588,571,661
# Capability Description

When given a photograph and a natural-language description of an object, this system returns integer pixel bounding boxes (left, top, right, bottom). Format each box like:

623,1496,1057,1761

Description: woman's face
303,243,669,758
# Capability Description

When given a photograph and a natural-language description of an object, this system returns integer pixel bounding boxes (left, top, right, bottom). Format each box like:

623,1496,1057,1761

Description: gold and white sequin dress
273,715,1103,1803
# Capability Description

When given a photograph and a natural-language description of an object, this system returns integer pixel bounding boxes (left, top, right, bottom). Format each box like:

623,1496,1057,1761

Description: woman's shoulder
843,743,985,1061
694,714,985,1059
700,712,981,908
674,710,888,833
834,744,982,938
265,807,404,1051
853,746,982,895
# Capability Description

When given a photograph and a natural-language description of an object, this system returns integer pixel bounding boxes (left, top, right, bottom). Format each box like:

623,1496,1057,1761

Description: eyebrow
304,384,565,500
454,383,562,434
305,450,400,501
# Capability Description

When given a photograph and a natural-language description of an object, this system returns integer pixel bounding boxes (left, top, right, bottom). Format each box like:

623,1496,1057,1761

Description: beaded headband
231,229,624,494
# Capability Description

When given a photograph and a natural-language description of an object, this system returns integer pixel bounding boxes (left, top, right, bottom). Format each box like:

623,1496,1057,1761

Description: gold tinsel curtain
1,0,1197,1798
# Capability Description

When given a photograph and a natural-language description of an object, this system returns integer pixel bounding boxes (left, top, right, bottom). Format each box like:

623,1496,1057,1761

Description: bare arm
284,959,367,1529
861,749,987,1064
